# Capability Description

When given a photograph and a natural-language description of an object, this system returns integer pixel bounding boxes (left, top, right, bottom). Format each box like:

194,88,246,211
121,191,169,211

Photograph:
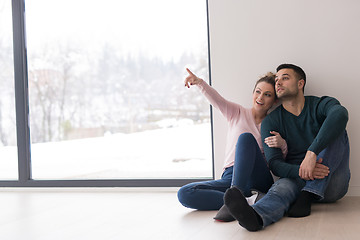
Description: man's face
275,68,302,99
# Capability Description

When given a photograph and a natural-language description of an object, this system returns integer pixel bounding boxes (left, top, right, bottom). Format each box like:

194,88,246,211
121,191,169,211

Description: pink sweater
197,80,286,170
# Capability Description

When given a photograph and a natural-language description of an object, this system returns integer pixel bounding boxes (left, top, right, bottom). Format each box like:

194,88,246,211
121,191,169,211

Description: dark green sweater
261,96,348,178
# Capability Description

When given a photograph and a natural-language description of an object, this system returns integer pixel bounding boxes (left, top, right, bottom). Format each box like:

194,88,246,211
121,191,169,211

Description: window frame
0,0,214,187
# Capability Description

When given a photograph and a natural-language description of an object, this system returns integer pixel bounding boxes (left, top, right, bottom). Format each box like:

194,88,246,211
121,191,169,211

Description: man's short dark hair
276,63,306,92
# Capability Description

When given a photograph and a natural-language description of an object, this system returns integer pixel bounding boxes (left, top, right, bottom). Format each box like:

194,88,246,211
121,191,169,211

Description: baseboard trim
346,186,360,196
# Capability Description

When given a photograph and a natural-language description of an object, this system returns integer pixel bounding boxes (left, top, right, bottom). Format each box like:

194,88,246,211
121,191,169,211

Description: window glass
27,0,212,180
0,0,18,179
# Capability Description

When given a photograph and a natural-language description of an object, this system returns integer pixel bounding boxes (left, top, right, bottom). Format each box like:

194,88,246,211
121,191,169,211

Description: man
223,63,350,231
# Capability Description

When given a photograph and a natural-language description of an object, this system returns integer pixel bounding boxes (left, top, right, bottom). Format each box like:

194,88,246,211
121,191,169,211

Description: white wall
208,0,360,196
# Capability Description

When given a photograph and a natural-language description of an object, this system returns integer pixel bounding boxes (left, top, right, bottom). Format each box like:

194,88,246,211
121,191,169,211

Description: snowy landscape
0,0,212,181
0,122,212,180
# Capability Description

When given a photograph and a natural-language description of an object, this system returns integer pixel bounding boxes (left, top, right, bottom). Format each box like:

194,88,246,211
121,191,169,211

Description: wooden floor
0,188,359,240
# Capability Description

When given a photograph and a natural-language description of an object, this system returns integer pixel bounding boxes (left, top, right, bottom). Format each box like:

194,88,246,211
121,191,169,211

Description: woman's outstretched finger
186,68,196,76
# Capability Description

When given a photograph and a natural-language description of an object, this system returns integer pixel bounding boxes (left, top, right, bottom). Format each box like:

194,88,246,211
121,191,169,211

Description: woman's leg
232,133,274,197
177,167,233,210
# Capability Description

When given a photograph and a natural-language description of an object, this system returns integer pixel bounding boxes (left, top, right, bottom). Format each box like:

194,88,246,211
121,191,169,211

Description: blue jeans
177,133,274,210
253,131,350,227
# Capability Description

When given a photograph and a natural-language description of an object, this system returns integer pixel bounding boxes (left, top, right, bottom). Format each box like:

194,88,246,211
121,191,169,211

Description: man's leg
225,178,301,231
319,143,350,203
224,187,263,231
288,131,350,217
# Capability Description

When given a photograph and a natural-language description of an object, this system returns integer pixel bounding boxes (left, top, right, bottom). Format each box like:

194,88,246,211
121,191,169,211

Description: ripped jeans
253,131,350,227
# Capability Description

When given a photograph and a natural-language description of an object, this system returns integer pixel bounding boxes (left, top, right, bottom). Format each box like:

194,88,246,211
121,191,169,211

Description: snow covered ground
0,123,213,180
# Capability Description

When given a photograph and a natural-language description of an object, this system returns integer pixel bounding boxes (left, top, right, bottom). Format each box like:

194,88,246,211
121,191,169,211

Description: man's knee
321,174,350,203
268,178,301,200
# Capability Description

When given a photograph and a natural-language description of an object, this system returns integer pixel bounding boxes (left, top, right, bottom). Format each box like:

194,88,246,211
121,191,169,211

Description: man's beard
277,88,299,100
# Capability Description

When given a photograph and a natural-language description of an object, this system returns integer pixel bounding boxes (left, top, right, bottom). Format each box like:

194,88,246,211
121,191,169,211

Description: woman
177,68,287,221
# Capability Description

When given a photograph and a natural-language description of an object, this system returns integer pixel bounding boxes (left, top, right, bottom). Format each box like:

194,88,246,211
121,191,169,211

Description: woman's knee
177,183,195,207
237,133,256,144
177,182,225,210
236,133,257,151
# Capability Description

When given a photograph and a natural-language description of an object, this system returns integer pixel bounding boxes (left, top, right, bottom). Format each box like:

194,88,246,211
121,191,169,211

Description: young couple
178,64,350,231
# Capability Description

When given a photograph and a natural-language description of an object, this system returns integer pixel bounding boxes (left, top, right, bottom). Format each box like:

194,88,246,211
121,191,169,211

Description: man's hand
299,151,317,180
312,158,330,179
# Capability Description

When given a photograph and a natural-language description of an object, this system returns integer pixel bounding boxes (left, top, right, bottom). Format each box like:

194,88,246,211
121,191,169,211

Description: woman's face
252,81,276,112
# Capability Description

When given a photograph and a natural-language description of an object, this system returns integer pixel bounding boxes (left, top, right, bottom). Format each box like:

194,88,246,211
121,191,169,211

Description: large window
23,0,212,181
0,0,18,180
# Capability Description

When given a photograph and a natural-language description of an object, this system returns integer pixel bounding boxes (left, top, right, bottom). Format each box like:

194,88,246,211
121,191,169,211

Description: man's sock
213,204,235,222
213,190,262,222
224,187,263,232
287,191,315,218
